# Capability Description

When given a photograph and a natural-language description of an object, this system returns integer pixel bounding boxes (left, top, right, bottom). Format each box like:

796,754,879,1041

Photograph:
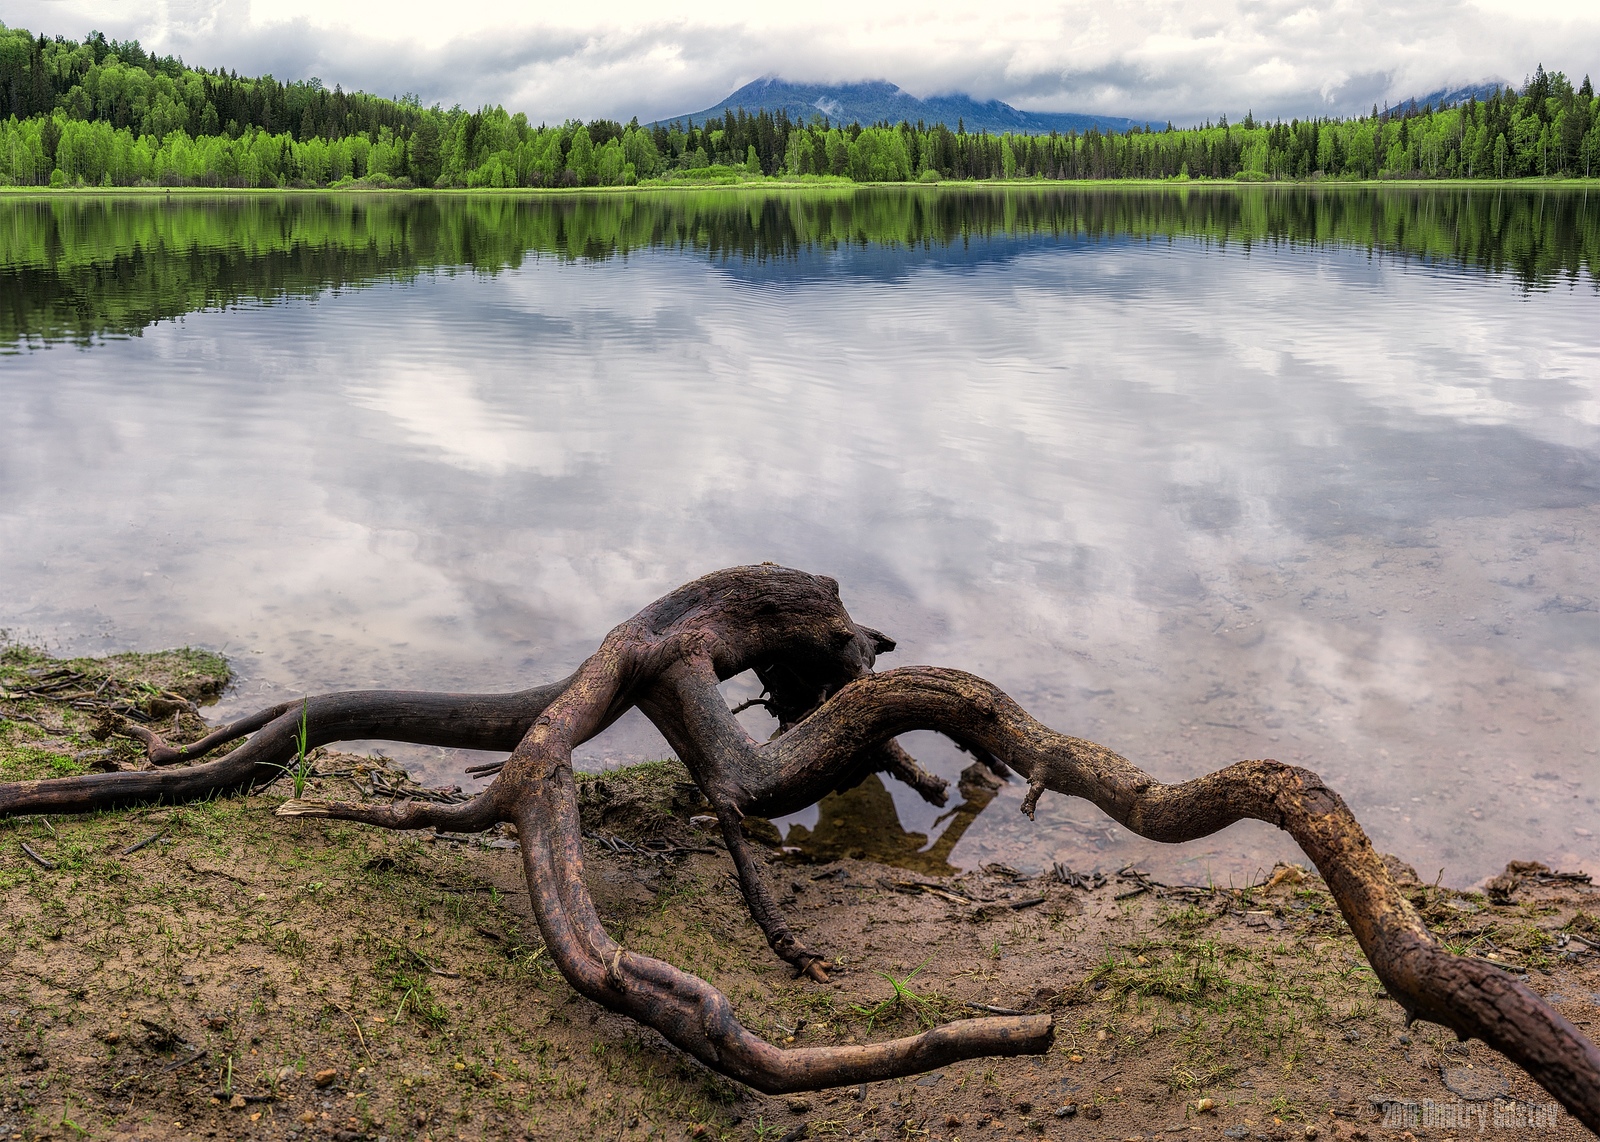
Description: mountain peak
1390,80,1507,112
654,78,1151,136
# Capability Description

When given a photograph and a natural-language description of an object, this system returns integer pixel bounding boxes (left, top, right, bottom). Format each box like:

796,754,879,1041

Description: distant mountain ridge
654,78,1155,136
1392,81,1507,112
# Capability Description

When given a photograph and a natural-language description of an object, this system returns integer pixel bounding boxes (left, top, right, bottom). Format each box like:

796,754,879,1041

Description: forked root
2,564,1595,1122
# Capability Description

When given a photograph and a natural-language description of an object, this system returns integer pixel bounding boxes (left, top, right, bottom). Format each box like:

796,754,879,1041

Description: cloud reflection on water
1,228,1596,885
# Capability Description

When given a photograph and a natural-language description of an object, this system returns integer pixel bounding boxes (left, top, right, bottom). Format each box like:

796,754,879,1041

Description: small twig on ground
0,709,53,730
966,1002,1027,1016
583,831,717,860
371,770,470,803
1474,956,1528,975
120,828,168,856
1053,863,1106,890
20,842,57,870
885,879,974,905
163,1048,207,1072
327,1002,372,1062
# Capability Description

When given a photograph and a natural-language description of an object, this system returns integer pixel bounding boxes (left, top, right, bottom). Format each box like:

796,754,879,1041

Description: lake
1,185,1597,886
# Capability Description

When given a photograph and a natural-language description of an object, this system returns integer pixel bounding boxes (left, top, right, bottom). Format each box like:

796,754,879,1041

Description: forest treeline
0,24,1597,188
4,186,1595,346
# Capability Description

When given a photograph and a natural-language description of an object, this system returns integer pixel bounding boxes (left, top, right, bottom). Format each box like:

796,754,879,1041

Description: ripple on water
1,189,1596,886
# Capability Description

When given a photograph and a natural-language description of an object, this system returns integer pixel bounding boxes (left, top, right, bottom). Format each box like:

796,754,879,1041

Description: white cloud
3,0,1597,123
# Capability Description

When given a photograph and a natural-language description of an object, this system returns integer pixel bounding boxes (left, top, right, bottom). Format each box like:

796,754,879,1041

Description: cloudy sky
3,0,1598,124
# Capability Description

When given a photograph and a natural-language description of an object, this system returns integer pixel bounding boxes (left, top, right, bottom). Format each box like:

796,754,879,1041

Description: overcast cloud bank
2,0,1596,125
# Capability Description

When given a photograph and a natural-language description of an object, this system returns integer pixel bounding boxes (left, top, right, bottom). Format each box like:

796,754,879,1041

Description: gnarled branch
1,564,1595,1123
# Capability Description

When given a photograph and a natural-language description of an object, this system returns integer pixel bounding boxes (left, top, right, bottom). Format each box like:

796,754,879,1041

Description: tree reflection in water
776,768,1001,876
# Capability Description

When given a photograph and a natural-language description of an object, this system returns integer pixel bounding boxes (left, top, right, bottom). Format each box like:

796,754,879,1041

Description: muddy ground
2,643,1596,1141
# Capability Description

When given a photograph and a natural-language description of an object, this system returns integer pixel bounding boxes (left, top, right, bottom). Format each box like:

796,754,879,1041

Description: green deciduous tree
565,123,594,184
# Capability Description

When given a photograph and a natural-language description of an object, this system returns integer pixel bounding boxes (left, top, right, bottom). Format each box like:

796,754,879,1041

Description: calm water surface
2,187,1597,885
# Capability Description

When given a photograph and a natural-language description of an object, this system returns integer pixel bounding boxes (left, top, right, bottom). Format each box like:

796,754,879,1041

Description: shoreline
4,644,1599,1140
1,176,1596,199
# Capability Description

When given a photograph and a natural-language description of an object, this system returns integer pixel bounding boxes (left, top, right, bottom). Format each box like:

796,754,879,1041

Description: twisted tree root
2,565,1596,1122
0,684,572,814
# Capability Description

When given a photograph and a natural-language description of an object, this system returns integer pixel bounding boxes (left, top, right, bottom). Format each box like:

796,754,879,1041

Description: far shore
1,175,1596,199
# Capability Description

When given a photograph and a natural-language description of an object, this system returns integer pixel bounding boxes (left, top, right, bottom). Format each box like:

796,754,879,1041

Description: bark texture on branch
1,565,1595,1123
0,683,572,815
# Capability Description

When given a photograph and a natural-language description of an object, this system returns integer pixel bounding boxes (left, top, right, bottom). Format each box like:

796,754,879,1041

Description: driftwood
1,565,1597,1123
